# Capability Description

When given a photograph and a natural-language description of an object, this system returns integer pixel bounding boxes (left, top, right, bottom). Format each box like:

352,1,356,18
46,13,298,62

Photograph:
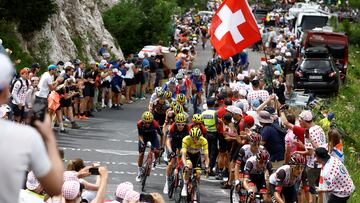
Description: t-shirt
292,125,305,151
305,125,327,168
261,125,285,162
0,119,51,203
36,72,53,98
285,129,297,155
18,189,44,203
319,157,355,198
247,90,269,103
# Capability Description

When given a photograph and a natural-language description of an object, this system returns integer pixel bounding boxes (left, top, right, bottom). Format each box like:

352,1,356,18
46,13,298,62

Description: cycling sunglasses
144,122,152,125
176,123,186,127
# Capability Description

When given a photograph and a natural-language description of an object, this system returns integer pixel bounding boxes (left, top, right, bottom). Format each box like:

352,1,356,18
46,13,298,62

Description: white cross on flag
210,0,261,59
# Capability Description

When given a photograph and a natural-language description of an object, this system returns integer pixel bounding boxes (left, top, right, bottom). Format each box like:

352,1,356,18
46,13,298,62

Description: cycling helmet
189,127,202,139
164,90,172,99
155,87,163,94
176,73,184,80
249,133,262,143
192,114,203,124
178,69,187,75
288,154,306,165
175,113,187,123
176,93,186,103
169,100,177,109
156,90,164,98
169,77,177,84
141,111,154,122
193,68,201,76
256,149,270,161
173,104,184,115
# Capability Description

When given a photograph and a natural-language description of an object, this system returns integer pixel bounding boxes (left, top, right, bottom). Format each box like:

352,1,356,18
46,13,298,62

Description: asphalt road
57,42,262,202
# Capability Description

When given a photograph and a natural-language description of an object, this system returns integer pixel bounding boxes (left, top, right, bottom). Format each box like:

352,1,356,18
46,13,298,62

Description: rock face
18,0,122,63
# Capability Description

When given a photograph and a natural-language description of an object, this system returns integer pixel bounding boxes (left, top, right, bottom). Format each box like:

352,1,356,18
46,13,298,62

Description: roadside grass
327,46,360,202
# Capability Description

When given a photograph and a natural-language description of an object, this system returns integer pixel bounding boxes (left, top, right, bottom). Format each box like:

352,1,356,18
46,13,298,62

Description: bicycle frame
141,146,155,191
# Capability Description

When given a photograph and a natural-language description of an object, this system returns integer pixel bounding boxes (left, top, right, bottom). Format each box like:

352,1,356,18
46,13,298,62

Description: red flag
210,0,261,59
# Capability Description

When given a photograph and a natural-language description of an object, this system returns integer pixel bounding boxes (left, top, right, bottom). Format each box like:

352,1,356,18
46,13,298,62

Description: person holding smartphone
0,54,63,203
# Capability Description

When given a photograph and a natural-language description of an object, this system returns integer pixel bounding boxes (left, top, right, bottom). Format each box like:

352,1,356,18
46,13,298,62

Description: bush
103,0,176,55
0,0,57,35
0,20,33,71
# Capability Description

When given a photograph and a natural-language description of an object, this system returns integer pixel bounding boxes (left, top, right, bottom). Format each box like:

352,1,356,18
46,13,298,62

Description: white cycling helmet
155,87,163,94
193,68,201,76
169,77,177,84
176,73,184,80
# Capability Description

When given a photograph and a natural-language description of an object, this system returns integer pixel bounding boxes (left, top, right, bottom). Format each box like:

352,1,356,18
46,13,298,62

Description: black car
294,57,340,93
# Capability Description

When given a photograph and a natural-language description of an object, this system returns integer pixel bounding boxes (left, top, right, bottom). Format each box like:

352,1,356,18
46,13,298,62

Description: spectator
110,181,134,202
11,68,30,123
328,128,344,163
83,61,98,117
315,147,355,203
0,54,63,203
259,110,285,169
18,171,45,203
283,114,297,163
29,63,41,80
111,68,124,110
124,63,136,104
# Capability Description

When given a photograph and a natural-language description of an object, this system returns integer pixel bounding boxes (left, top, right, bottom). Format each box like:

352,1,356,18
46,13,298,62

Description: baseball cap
20,68,29,75
102,41,109,46
299,110,313,122
32,63,40,68
26,171,41,191
62,180,80,200
251,99,261,109
48,64,58,71
0,54,15,90
64,62,74,69
115,182,134,199
244,115,255,126
226,105,243,115
327,112,335,121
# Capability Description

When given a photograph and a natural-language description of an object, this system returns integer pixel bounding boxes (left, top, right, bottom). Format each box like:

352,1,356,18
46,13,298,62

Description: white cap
102,41,108,46
112,68,119,73
100,59,107,66
226,105,243,115
103,52,111,59
0,54,14,91
269,59,277,64
64,62,74,69
239,89,247,97
274,70,281,76
237,74,244,81
285,52,291,57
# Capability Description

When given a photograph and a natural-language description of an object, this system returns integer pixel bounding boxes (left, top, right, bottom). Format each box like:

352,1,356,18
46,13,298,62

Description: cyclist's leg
282,185,298,203
182,155,193,196
191,152,202,182
136,138,147,181
150,134,160,159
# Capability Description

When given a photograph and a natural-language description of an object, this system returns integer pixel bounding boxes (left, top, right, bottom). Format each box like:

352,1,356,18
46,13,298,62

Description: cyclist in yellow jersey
181,127,210,197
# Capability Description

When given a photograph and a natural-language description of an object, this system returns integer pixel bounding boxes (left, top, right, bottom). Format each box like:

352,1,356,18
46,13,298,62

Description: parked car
294,47,340,93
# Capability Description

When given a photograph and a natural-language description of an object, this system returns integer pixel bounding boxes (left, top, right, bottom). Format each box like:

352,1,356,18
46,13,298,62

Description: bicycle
231,179,269,203
168,153,184,199
230,173,247,203
176,167,208,203
140,143,159,191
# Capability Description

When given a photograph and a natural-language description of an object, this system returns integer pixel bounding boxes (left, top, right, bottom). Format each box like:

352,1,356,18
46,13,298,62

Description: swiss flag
210,0,261,59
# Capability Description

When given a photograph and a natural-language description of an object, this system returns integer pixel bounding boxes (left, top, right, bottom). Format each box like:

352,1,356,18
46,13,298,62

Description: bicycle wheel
191,185,200,203
168,170,175,199
141,163,150,191
174,170,184,203
230,185,240,203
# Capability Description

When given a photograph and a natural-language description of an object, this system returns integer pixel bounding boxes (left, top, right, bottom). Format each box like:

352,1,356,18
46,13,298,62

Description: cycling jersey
244,156,273,176
235,144,264,165
137,120,162,137
269,165,308,188
151,99,169,115
190,74,204,92
168,123,190,152
181,135,208,155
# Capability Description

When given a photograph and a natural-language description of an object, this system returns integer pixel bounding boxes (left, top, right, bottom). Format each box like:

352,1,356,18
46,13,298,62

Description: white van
295,12,330,39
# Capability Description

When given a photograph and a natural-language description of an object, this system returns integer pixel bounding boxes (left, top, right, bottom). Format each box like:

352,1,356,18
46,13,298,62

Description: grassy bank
326,45,360,202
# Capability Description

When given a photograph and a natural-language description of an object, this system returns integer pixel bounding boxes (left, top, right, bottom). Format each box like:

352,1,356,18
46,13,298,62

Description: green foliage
349,0,360,8
103,0,176,55
0,20,33,71
72,36,88,62
327,46,360,202
175,0,207,10
0,0,57,35
335,21,360,46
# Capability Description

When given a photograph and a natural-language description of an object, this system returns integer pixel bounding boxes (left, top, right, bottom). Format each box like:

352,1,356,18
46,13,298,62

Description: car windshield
301,59,332,72
301,16,328,31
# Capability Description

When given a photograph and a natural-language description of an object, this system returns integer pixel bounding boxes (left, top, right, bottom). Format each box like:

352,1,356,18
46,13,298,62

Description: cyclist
190,68,205,95
241,149,273,202
163,113,189,194
176,93,189,112
149,87,163,107
189,114,207,135
162,77,177,99
175,72,190,100
181,127,210,197
149,90,169,148
136,111,162,182
232,133,264,188
163,90,173,103
269,154,311,203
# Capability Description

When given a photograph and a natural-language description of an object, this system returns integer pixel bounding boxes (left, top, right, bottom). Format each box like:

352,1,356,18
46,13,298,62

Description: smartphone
140,193,154,202
89,167,99,175
31,98,47,124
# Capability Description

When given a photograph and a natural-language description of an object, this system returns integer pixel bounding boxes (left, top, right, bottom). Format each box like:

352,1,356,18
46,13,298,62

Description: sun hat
63,171,79,182
258,111,273,124
48,64,58,71
115,182,134,199
62,180,80,200
226,105,243,115
124,190,140,201
26,171,40,191
299,110,313,122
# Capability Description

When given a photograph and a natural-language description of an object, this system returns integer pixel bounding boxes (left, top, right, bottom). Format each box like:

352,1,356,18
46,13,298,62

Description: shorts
135,72,145,85
138,134,160,153
328,194,350,203
230,145,241,162
34,96,49,108
285,74,294,87
248,174,267,191
60,98,72,108
101,81,111,89
171,138,183,153
124,78,136,86
269,184,297,203
218,134,227,152
12,104,25,118
306,167,321,194
83,85,95,97
186,152,202,168
149,72,156,86
194,83,203,92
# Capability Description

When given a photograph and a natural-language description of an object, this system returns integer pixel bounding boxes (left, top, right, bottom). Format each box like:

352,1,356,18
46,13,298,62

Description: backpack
10,78,29,95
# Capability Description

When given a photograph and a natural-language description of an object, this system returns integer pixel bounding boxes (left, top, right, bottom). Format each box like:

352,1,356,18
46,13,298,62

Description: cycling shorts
138,134,160,153
246,174,266,191
269,184,297,203
186,152,202,168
